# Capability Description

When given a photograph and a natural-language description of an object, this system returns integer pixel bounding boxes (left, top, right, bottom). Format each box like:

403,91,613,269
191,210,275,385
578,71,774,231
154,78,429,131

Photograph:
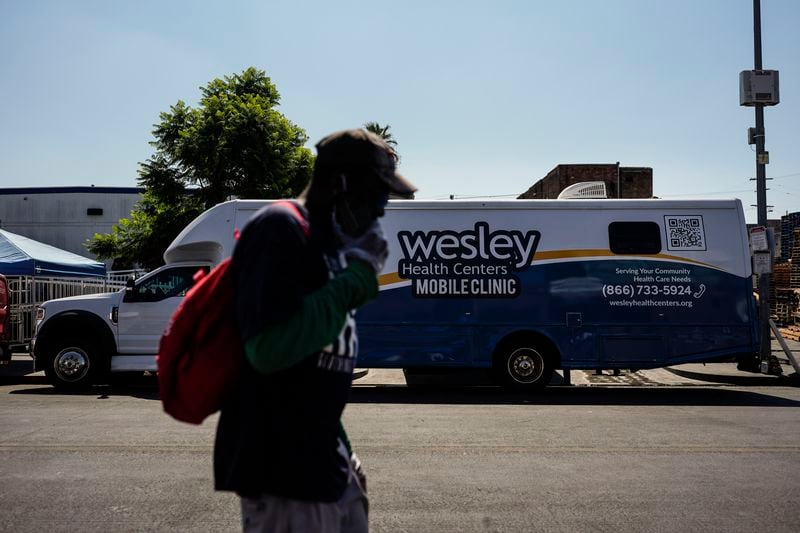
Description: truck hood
41,291,121,309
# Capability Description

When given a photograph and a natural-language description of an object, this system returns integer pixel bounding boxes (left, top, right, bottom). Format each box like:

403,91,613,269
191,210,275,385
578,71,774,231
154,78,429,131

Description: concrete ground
1,377,799,532
2,345,800,532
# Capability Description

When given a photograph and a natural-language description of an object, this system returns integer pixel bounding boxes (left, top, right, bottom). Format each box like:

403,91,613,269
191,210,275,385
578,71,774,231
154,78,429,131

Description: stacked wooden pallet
780,212,800,260
778,324,800,342
769,229,800,325
772,263,792,289
773,289,799,324
792,229,800,289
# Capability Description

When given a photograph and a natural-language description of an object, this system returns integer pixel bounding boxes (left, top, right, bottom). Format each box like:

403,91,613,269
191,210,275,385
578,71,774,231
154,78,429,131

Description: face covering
334,181,390,237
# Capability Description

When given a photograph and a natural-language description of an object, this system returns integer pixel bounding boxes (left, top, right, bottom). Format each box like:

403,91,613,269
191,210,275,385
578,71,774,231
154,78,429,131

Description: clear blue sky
1,0,798,221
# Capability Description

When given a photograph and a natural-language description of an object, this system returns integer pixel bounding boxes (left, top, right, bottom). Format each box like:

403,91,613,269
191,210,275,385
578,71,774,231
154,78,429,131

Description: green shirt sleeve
244,259,378,374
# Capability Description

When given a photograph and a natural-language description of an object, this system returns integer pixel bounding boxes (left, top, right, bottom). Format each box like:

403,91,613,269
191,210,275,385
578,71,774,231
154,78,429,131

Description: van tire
496,344,553,389
43,337,104,390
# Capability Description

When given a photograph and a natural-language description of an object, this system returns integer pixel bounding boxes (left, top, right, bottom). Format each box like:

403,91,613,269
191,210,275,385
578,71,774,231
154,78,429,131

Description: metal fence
6,270,146,347
106,269,145,285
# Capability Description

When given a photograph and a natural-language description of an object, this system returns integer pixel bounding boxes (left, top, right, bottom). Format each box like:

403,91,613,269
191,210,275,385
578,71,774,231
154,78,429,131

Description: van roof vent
557,181,607,199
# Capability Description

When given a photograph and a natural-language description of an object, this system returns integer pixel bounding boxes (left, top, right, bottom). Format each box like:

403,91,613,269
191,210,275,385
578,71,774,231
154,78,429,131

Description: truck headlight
34,306,45,333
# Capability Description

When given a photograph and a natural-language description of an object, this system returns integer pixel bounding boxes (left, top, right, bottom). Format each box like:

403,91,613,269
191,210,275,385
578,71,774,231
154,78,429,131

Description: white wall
0,187,143,261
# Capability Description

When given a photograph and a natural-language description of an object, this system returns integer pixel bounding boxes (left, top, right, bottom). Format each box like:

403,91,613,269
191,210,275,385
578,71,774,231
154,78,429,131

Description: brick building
518,163,653,199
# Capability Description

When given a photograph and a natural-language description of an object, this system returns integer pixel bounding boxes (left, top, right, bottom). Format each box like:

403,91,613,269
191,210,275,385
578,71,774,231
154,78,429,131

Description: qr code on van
664,216,706,251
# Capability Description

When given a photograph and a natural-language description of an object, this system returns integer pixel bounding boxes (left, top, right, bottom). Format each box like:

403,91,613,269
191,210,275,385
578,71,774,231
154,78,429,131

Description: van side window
608,222,662,254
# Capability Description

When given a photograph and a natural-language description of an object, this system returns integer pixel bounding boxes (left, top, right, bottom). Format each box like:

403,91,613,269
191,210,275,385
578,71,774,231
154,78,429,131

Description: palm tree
364,122,411,198
363,122,398,149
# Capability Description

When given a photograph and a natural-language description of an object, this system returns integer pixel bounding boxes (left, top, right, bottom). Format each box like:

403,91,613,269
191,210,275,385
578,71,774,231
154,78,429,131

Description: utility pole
742,0,780,370
754,0,770,367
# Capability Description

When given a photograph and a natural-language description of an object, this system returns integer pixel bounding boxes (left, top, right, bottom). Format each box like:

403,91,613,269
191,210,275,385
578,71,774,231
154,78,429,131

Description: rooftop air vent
557,181,607,199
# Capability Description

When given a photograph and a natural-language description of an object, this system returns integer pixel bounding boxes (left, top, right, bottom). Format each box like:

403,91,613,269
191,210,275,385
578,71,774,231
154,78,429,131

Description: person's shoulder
242,201,309,241
232,202,309,270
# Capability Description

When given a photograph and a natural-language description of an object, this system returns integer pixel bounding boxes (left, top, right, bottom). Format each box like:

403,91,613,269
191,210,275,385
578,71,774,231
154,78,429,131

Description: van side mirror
125,278,135,290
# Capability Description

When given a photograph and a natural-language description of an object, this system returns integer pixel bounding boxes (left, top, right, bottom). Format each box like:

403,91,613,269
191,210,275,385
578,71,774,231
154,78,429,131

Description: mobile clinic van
32,199,757,389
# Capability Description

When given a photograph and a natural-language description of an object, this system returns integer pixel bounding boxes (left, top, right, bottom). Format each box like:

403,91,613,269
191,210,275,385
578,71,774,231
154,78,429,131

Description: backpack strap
273,200,311,238
232,200,311,249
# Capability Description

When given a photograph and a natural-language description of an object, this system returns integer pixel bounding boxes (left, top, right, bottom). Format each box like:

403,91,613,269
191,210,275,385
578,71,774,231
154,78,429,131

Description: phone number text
602,284,694,298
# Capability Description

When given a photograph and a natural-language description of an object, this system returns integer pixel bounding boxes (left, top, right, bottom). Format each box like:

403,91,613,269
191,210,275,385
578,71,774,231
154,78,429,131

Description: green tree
89,68,314,269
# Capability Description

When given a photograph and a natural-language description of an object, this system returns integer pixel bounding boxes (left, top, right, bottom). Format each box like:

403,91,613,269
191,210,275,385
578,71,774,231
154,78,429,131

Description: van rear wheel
496,344,553,389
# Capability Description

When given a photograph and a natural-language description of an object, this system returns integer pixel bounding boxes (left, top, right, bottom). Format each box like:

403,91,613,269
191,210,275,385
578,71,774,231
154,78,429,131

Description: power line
660,172,799,198
417,193,521,200
771,172,800,180
658,189,753,198
418,171,800,202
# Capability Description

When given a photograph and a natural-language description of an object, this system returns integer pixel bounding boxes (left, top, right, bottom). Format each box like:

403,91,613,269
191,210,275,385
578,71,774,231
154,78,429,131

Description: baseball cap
315,129,417,199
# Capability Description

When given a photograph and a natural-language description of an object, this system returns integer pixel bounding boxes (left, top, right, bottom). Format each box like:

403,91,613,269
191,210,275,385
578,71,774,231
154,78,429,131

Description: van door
358,293,475,367
116,265,206,354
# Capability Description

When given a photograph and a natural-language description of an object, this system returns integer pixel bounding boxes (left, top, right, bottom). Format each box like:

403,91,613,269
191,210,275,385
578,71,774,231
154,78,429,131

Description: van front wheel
44,338,102,390
497,345,553,389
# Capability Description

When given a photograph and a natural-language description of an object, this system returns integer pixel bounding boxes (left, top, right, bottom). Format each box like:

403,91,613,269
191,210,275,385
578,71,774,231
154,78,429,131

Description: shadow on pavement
5,365,798,407
667,365,798,386
349,385,800,407
6,373,160,401
0,358,42,385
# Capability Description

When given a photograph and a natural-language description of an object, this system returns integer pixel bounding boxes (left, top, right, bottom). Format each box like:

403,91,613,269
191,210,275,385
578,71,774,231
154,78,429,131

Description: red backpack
157,201,309,424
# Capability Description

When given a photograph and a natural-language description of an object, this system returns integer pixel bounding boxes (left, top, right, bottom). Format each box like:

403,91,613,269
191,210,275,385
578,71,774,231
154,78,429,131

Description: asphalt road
1,365,799,532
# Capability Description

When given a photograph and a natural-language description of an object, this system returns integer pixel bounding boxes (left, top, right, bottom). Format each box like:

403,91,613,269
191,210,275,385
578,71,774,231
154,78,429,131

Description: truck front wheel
44,338,103,389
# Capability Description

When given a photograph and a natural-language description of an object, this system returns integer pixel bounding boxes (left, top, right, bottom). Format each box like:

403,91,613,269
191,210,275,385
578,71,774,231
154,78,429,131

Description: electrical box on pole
739,70,780,106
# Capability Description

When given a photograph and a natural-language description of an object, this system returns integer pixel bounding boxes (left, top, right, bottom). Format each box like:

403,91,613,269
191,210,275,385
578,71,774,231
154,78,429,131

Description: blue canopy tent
0,229,106,277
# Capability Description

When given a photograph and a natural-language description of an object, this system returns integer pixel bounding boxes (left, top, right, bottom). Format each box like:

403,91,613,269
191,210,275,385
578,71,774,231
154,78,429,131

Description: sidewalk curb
665,366,798,386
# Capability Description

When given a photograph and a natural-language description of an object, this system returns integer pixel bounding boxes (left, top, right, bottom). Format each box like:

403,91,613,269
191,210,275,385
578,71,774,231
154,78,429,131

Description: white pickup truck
32,262,209,387
32,200,260,388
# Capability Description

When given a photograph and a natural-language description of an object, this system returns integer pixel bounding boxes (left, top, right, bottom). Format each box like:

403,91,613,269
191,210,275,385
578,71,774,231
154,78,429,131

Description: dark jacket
214,202,376,501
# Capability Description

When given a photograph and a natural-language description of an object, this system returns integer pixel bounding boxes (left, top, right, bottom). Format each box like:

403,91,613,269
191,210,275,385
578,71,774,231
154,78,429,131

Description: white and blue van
167,198,758,388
